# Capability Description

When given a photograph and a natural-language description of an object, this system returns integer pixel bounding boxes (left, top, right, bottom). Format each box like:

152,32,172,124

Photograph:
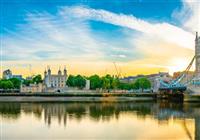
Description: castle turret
64,67,67,76
48,67,51,76
58,67,62,75
58,70,62,75
44,69,47,76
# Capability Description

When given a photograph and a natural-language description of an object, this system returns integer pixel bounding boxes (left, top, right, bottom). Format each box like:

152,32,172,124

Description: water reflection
0,102,200,139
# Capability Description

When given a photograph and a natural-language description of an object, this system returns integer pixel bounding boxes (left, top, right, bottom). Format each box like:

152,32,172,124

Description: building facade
120,72,171,92
3,69,12,79
195,32,200,77
20,83,45,93
44,68,67,89
2,69,23,80
85,80,90,90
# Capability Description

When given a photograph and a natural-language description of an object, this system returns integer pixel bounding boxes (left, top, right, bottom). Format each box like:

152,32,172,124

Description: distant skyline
1,0,200,77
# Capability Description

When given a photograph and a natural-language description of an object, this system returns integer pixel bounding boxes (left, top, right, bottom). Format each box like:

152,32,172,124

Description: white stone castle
44,67,67,89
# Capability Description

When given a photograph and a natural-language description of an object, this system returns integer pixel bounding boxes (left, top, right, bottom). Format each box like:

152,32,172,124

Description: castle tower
47,67,51,76
47,67,51,88
44,69,47,76
64,66,67,77
195,32,200,77
58,67,62,75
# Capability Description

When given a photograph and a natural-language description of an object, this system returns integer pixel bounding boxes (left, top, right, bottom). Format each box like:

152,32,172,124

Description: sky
0,0,200,77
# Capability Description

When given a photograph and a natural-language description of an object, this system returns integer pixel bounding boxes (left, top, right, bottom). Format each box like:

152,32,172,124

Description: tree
32,75,43,84
118,82,132,90
22,80,32,86
0,80,14,89
102,77,111,89
111,78,120,89
66,75,75,87
22,74,43,86
9,78,21,89
134,77,151,92
89,75,102,90
74,75,86,89
67,75,86,89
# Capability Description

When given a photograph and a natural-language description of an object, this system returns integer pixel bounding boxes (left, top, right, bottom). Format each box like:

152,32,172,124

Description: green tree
9,78,21,89
111,78,120,89
134,77,151,92
118,82,132,90
102,77,111,89
32,75,43,84
89,75,102,90
22,80,32,86
74,75,86,89
66,75,75,87
22,74,42,86
0,80,14,89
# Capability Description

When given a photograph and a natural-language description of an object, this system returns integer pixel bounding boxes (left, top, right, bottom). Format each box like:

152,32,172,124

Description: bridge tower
195,32,200,77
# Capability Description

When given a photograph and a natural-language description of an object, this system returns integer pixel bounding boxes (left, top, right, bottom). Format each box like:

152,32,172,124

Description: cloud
2,12,105,61
172,0,200,33
2,5,196,76
2,9,139,62
132,35,194,74
58,6,196,74
61,6,195,50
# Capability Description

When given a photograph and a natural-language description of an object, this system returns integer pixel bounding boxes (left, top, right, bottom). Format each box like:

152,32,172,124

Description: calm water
0,102,200,140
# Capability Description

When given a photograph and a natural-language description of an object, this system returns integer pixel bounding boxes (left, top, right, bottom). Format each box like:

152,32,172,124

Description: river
0,102,199,140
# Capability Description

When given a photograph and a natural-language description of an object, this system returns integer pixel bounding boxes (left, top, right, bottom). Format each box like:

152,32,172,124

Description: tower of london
44,67,67,89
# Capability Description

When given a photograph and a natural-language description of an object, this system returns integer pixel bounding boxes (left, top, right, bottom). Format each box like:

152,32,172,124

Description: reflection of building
43,104,67,126
0,102,200,139
2,69,23,80
20,83,45,93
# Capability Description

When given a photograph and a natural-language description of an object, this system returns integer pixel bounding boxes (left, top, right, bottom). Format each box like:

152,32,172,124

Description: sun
167,58,195,75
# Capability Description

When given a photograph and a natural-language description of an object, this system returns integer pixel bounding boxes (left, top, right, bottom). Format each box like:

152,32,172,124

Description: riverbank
184,94,200,102
0,93,155,102
0,96,155,102
0,93,199,102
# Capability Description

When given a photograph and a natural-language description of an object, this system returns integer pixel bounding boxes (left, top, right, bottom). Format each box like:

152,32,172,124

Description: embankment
0,93,199,102
0,93,155,102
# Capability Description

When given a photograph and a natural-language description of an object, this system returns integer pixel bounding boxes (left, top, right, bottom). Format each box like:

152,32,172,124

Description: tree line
66,74,151,91
0,74,151,92
0,75,43,89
